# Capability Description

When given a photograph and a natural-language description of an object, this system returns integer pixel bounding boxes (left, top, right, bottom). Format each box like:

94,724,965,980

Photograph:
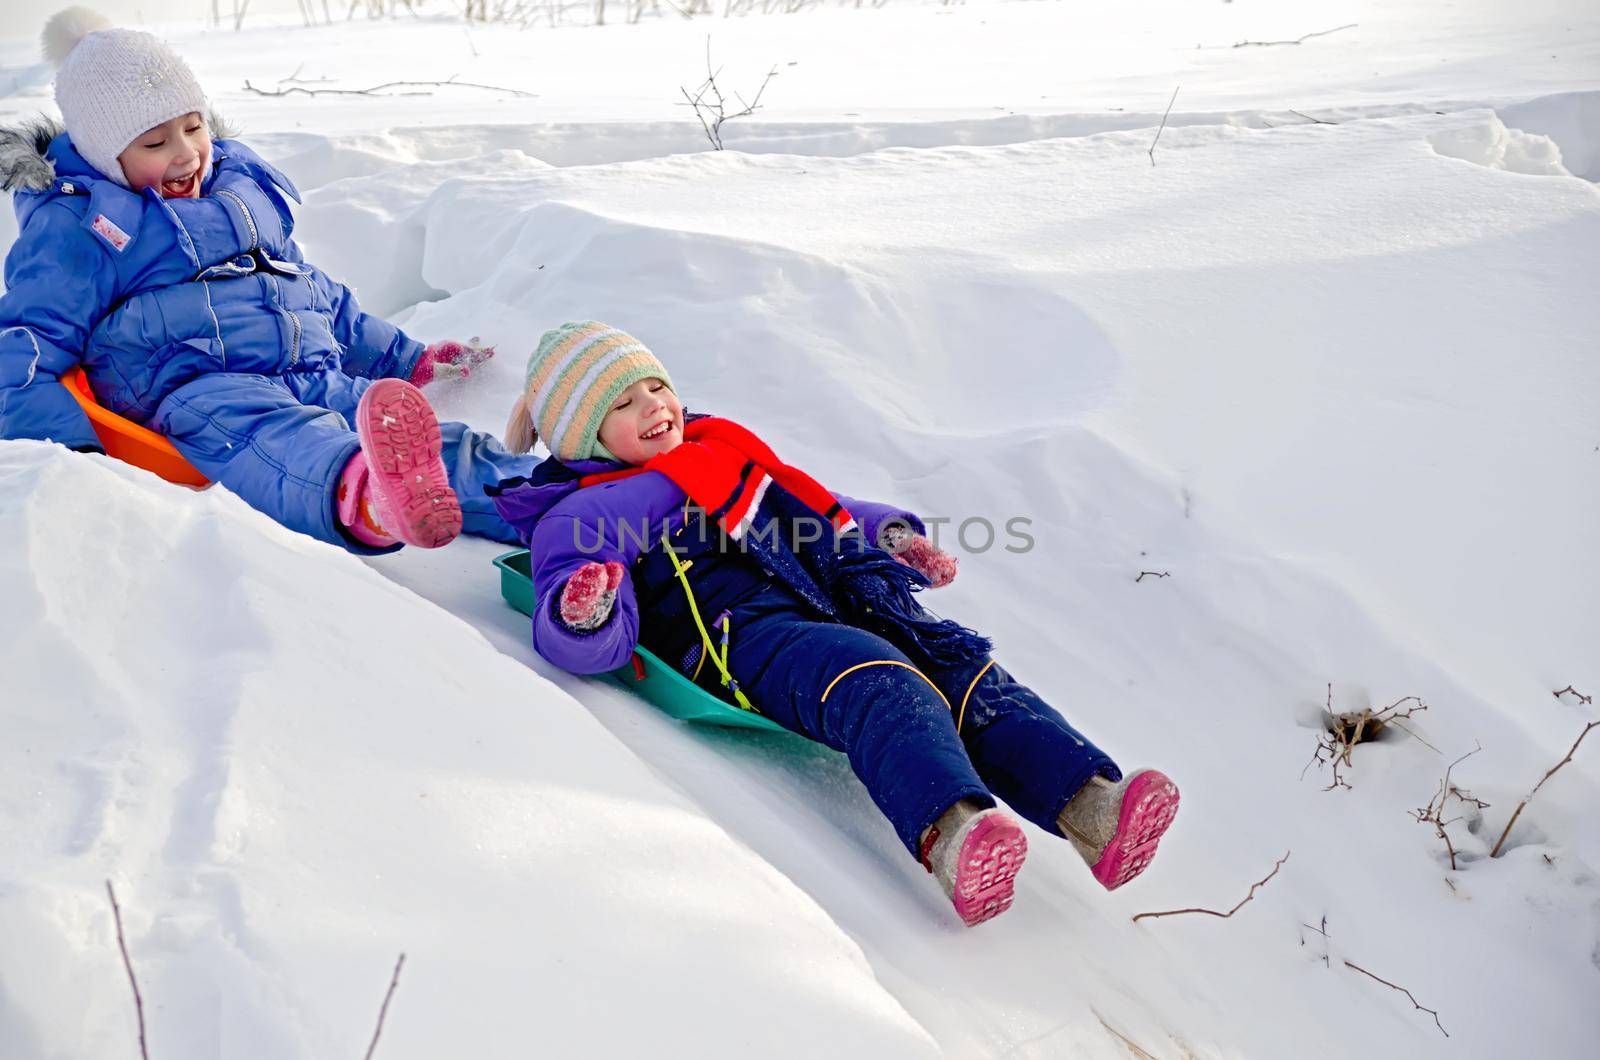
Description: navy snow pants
697,589,1120,859
150,368,533,553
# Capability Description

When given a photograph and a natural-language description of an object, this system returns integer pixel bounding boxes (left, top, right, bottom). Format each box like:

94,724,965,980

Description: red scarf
580,417,855,540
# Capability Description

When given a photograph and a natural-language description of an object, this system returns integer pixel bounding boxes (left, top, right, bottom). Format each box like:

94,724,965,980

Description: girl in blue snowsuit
489,321,1182,927
0,13,531,551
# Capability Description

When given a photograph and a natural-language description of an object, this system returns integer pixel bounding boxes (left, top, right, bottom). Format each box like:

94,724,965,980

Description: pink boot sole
951,813,1028,927
1091,770,1180,891
354,379,462,549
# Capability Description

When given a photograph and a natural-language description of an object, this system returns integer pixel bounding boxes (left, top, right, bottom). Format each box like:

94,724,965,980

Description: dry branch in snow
1489,719,1599,857
1234,24,1359,48
105,881,150,1060
678,38,778,150
1148,86,1179,166
1343,960,1449,1038
1132,850,1289,923
363,952,407,1060
244,76,534,99
1411,743,1486,871
1304,685,1434,791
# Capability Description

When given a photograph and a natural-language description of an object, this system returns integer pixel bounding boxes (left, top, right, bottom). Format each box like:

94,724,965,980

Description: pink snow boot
336,453,396,547
344,378,461,549
1058,770,1179,891
920,801,1028,927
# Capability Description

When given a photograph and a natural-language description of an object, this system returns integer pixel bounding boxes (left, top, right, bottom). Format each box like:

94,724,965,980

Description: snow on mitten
559,561,626,632
881,523,958,588
410,337,497,387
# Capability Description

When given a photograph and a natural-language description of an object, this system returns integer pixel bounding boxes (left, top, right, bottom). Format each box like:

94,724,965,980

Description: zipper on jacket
267,274,302,365
216,188,259,249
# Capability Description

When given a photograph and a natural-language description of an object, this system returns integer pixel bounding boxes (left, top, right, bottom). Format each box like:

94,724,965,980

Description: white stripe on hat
547,341,652,451
531,327,617,433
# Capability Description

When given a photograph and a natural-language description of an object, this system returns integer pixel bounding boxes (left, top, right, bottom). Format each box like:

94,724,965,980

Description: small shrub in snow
1410,743,1488,871
678,39,778,150
1303,685,1432,791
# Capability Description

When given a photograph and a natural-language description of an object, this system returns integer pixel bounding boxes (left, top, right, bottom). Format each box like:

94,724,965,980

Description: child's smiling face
597,377,683,465
116,111,210,198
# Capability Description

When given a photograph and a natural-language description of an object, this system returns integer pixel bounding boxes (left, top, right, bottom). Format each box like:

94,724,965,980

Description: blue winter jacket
0,120,423,451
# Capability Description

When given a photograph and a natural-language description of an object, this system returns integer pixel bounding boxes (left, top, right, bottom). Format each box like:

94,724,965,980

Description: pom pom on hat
41,6,111,68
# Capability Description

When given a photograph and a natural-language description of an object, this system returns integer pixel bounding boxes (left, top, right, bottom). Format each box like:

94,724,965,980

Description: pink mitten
410,337,497,387
559,560,626,631
882,524,958,588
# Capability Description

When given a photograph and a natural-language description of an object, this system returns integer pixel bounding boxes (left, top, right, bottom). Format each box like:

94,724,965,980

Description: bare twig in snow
1305,686,1433,790
244,77,534,99
1343,960,1449,1037
105,881,150,1060
1094,1011,1161,1059
363,952,407,1060
1289,109,1338,125
1553,684,1593,706
1234,24,1358,48
1148,86,1179,166
676,37,778,150
1298,914,1331,966
1300,917,1330,939
1132,851,1289,923
1489,719,1599,857
1134,570,1171,583
1411,743,1485,871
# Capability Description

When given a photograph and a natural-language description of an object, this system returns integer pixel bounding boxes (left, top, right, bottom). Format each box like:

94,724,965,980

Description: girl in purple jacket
489,321,1180,926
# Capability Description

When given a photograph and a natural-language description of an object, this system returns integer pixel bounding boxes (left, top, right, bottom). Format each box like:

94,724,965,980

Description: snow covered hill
3,2,1598,1057
0,445,936,1057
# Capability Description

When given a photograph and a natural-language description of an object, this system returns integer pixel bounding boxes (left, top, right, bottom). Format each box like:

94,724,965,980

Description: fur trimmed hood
0,112,239,193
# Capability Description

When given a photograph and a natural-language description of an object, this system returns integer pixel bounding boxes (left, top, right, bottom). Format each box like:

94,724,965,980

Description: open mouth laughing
161,170,200,198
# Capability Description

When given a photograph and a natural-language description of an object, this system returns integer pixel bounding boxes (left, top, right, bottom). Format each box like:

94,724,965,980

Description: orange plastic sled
60,367,209,487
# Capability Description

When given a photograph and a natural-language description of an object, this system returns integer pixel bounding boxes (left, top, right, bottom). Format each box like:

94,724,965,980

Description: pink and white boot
920,801,1029,927
337,378,462,549
1058,770,1180,890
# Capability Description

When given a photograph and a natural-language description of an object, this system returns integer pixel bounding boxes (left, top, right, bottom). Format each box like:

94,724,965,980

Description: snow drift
0,445,933,1058
3,2,1599,1057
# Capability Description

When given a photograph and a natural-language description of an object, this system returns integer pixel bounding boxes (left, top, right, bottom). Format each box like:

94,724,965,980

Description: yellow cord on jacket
663,530,757,713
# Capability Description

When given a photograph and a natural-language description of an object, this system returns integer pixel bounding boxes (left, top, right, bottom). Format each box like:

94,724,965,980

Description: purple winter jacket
489,458,924,676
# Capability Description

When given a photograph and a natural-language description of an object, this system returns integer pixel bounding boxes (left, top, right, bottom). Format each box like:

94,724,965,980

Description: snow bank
1499,90,1600,181
3,2,1599,1056
321,102,1600,1056
0,444,934,1058
296,108,1599,704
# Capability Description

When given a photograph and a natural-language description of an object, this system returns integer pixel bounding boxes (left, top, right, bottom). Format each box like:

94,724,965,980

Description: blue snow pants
149,368,534,553
697,588,1120,859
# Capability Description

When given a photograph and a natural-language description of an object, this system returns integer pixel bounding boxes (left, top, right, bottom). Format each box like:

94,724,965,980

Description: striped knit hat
504,321,673,462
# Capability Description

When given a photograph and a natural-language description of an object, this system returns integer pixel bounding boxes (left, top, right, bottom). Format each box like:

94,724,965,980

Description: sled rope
664,531,757,713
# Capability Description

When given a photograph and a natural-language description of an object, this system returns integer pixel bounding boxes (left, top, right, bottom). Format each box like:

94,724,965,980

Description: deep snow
3,2,1598,1057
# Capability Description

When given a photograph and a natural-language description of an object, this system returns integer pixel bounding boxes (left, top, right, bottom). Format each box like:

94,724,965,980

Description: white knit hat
42,7,207,187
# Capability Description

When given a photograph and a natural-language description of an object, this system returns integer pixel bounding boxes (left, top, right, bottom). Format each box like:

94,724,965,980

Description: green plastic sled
494,549,787,733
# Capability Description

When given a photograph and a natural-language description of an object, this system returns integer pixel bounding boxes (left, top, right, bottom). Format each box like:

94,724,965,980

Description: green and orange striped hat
503,321,674,462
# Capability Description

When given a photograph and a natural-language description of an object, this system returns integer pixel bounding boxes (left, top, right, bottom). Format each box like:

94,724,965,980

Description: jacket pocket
136,335,227,415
